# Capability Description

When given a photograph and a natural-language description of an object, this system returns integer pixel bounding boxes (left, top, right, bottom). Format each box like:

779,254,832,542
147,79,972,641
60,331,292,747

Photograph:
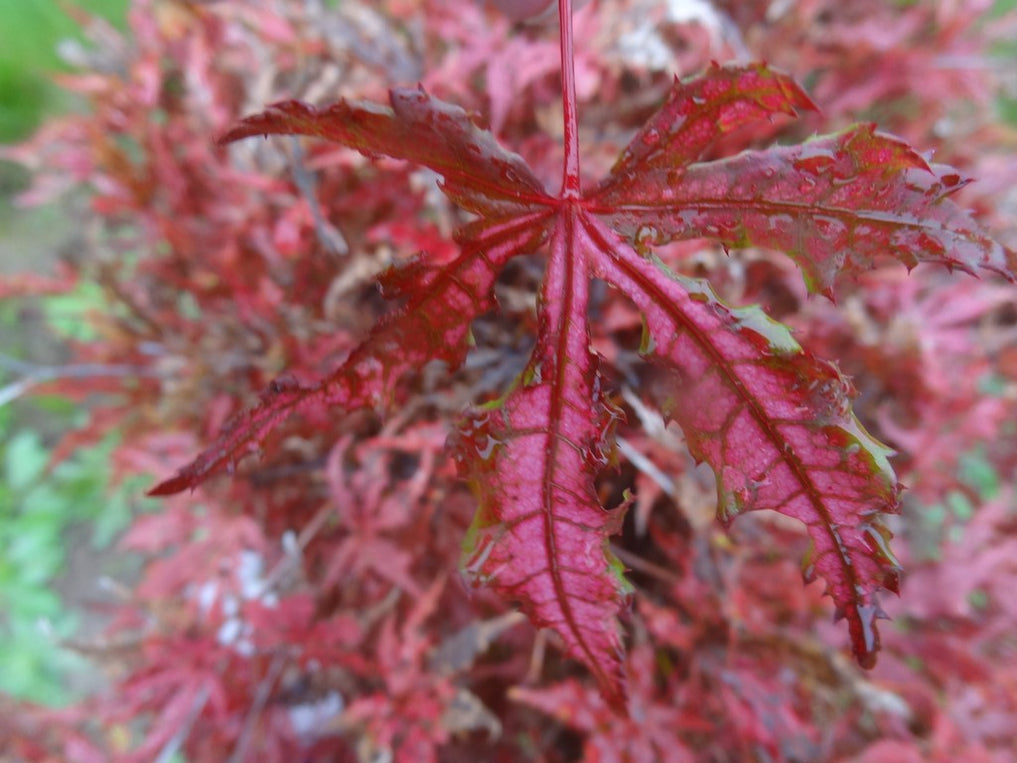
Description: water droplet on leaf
634,225,660,251
641,128,661,146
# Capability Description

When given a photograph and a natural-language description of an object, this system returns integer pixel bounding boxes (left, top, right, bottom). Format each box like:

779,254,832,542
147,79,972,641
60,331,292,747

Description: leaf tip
849,599,892,670
216,125,251,147
147,475,186,497
216,100,312,146
601,679,630,718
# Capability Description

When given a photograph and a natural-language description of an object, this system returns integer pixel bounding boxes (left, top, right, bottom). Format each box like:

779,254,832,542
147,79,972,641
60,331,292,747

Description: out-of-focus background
1,0,137,708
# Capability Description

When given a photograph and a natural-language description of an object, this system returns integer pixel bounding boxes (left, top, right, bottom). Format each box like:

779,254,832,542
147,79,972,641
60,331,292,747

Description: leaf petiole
557,0,581,199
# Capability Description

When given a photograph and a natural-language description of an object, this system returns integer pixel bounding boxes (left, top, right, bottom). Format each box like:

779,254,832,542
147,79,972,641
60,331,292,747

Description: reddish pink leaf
595,123,1017,292
582,211,901,667
454,209,630,708
150,215,548,494
219,88,552,216
604,62,817,180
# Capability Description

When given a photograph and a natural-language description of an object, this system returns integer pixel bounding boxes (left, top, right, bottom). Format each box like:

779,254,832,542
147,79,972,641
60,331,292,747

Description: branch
0,352,161,407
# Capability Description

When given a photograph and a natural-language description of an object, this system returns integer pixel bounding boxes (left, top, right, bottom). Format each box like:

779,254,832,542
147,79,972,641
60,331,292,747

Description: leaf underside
454,209,632,708
154,63,1016,704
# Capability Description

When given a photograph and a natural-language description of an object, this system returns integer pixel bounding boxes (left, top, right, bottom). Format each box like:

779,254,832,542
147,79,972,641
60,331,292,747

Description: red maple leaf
150,0,1016,708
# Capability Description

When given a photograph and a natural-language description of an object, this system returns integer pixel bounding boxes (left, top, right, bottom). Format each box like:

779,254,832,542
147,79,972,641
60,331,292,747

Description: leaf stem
558,0,581,199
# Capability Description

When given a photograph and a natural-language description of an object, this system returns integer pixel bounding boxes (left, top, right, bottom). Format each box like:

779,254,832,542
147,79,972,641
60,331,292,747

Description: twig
260,500,335,593
0,352,162,407
154,684,211,763
289,137,349,256
610,544,683,587
228,652,288,763
616,435,676,496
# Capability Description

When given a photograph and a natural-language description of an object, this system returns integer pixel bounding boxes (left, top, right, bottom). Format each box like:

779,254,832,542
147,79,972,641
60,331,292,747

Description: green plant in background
0,415,134,705
0,363,158,706
0,276,153,706
993,0,1017,124
0,0,132,704
1,0,128,255
0,0,127,143
0,415,82,706
0,289,152,704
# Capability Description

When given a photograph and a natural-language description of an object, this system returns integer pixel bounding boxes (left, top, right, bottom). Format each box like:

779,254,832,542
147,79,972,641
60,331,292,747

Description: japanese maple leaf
151,1,1016,708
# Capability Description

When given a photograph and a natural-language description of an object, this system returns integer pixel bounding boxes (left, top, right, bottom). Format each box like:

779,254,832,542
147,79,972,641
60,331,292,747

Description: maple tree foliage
3,0,1017,759
146,0,1015,707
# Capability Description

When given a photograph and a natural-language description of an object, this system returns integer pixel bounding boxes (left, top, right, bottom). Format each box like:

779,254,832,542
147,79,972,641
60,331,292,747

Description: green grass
0,1,130,274
0,413,151,705
0,0,127,143
985,0,1017,127
0,293,155,705
0,0,136,698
